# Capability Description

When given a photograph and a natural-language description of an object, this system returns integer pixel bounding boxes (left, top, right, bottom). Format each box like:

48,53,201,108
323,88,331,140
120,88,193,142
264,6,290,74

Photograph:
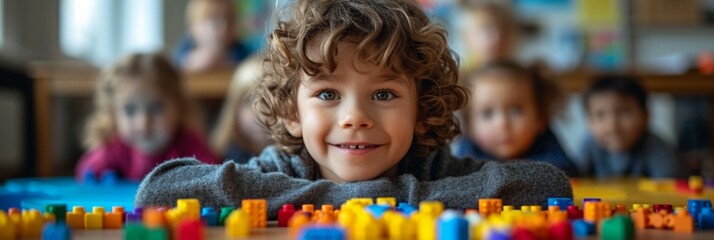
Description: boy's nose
339,102,374,129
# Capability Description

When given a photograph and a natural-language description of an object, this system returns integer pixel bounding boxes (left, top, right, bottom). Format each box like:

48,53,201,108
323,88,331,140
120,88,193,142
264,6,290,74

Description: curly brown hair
254,0,469,159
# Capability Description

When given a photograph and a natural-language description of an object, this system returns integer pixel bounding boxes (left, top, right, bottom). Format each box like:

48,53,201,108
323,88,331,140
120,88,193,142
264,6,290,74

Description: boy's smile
285,41,419,183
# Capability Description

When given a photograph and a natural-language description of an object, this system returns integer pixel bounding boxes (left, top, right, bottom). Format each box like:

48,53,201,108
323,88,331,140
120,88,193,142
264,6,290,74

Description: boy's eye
480,108,493,119
317,90,339,100
373,90,396,101
509,106,523,116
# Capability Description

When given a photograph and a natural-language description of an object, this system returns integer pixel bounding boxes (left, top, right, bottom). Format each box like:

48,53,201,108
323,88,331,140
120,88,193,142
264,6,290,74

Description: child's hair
460,60,564,133
582,75,648,112
83,53,197,149
211,55,264,155
185,0,235,25
255,0,469,158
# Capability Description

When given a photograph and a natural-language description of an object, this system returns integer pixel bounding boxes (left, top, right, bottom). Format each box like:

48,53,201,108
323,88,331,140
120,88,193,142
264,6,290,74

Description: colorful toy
225,209,250,237
278,204,296,227
42,222,71,240
242,199,267,228
601,215,634,240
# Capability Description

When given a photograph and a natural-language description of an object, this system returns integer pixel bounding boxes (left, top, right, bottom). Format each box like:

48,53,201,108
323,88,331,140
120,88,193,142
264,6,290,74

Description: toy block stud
242,199,267,228
601,215,634,240
46,204,67,222
43,222,71,240
85,211,104,229
66,206,85,229
567,205,583,220
278,205,296,227
218,207,235,226
289,212,311,237
477,199,501,217
548,198,573,212
302,204,315,217
200,207,217,226
225,209,251,238
176,218,204,240
376,197,397,207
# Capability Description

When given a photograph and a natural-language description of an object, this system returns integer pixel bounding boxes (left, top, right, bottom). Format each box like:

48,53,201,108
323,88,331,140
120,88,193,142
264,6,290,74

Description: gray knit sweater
135,146,572,218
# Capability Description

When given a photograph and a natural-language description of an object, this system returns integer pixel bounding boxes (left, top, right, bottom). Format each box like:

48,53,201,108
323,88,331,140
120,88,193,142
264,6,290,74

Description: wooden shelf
557,72,714,95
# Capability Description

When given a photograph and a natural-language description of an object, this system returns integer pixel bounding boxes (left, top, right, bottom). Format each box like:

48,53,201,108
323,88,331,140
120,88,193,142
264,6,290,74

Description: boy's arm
135,157,572,218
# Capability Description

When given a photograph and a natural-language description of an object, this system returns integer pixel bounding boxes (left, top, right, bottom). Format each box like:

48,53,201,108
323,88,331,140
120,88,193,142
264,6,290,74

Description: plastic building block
176,218,203,240
289,212,311,237
547,208,568,224
218,207,235,226
653,204,674,213
366,204,391,219
85,211,104,229
383,211,414,240
396,202,417,216
437,210,468,240
147,227,168,240
688,199,713,225
648,211,669,229
600,215,634,240
112,206,126,222
200,207,217,226
66,206,85,229
46,204,67,222
419,201,445,219
143,208,167,228
101,170,119,186
0,211,17,240
225,209,250,237
699,207,714,229
242,199,267,228
297,225,346,240
478,199,502,217
43,222,71,240
584,201,611,223
673,210,694,233
302,204,315,218
548,221,573,240
21,209,44,238
582,198,601,207
548,198,573,211
278,204,296,227
126,212,142,223
105,211,123,229
377,197,397,207
613,205,629,215
638,179,675,192
177,199,201,220
572,219,594,237
354,211,383,240
321,205,335,219
124,223,147,239
630,207,650,229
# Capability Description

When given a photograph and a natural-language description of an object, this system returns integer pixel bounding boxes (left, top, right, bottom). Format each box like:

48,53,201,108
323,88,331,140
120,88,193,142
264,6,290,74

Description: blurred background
0,0,713,181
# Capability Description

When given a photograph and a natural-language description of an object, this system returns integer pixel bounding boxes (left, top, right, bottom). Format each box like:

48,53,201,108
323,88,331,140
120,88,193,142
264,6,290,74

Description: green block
45,204,67,222
219,207,236,226
601,215,635,240
146,227,167,240
124,223,148,240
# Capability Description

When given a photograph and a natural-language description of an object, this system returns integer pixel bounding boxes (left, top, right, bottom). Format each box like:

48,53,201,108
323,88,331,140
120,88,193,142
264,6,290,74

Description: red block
512,227,537,240
567,205,583,220
278,204,296,227
176,219,204,240
548,221,573,240
652,204,673,214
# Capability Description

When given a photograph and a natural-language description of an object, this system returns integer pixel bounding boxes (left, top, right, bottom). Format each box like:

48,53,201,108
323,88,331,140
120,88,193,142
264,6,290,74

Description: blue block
699,207,714,229
438,210,468,240
297,225,345,240
43,222,71,240
82,169,97,185
572,219,594,237
101,170,119,186
548,198,573,211
201,207,218,226
688,199,713,225
366,204,391,219
486,230,510,240
396,202,417,216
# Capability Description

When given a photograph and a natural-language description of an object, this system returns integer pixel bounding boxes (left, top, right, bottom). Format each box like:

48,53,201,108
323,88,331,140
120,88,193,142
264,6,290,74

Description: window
61,0,162,66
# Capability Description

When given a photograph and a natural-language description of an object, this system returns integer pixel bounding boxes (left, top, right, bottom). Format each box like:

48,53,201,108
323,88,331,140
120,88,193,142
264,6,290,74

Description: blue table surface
0,177,139,211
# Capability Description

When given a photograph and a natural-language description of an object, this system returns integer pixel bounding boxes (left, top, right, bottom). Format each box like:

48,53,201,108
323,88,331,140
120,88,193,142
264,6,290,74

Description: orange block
242,199,267,228
478,199,502,217
143,208,167,228
673,211,694,233
288,212,310,237
630,208,650,229
613,205,628,215
584,201,611,223
104,212,123,229
648,212,667,229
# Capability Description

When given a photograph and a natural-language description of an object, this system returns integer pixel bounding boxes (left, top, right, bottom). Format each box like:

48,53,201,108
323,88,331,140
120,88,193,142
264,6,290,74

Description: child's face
468,75,543,159
586,92,648,153
287,42,419,183
113,79,179,154
190,7,234,50
463,10,509,62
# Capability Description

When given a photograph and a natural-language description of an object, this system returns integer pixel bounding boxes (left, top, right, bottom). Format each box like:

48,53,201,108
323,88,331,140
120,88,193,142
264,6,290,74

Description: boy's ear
284,119,303,138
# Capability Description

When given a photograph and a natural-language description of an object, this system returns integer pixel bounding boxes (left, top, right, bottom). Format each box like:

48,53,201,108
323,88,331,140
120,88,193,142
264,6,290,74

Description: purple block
126,212,142,223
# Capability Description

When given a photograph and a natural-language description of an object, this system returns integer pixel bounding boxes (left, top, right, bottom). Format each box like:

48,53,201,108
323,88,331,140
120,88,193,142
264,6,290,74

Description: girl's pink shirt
75,128,221,181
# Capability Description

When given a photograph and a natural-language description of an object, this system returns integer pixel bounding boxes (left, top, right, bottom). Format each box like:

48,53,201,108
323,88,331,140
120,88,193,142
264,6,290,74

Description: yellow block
225,209,250,237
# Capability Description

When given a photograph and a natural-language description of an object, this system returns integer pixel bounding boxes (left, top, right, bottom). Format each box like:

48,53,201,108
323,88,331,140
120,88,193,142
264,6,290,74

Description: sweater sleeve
135,157,572,219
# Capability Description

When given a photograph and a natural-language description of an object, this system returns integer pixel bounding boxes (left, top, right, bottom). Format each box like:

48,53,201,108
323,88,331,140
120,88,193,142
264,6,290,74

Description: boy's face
286,42,419,183
113,79,179,154
468,74,543,159
586,92,648,153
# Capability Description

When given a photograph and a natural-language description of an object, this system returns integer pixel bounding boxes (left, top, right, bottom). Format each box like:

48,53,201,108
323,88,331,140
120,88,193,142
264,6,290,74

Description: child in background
452,61,579,176
578,75,681,178
77,53,220,182
174,0,249,73
211,56,272,163
135,0,572,217
458,1,518,72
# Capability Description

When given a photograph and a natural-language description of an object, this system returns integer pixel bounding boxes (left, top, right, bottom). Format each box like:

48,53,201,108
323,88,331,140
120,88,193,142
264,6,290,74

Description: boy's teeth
340,145,373,149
